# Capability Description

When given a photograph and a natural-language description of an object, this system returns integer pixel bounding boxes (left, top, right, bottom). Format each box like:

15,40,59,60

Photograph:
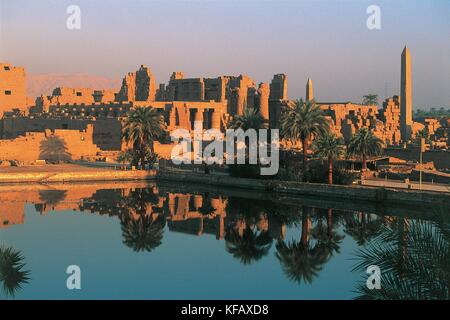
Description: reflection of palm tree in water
120,214,166,252
225,224,273,265
119,188,166,252
37,190,68,211
343,212,382,246
352,218,450,300
311,208,345,263
224,197,275,265
275,207,326,284
0,246,30,297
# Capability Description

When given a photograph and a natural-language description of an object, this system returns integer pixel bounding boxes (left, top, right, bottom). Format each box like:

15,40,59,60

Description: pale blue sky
1,0,449,108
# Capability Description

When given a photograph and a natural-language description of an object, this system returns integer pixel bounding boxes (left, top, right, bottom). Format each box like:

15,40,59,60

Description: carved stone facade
116,65,157,102
0,46,442,163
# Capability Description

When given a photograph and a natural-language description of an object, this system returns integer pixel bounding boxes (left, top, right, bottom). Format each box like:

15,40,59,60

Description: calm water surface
0,183,449,300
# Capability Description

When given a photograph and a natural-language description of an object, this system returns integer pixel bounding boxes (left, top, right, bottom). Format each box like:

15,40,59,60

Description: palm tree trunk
149,140,154,154
327,208,333,238
301,206,310,246
141,143,146,170
302,138,308,182
328,156,333,185
362,153,367,177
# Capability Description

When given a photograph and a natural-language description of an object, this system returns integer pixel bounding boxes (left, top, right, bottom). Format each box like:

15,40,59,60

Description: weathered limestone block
257,83,270,120
236,87,246,115
270,74,288,100
135,65,156,101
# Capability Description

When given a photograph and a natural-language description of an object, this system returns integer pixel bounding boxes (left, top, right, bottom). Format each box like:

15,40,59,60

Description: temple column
217,216,225,240
258,83,270,121
236,87,246,115
194,109,204,128
168,193,176,216
193,195,203,209
169,107,177,129
211,110,221,130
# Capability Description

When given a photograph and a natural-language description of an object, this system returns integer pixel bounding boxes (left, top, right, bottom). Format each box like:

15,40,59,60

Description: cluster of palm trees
280,99,383,183
224,200,450,298
121,100,383,182
222,199,386,285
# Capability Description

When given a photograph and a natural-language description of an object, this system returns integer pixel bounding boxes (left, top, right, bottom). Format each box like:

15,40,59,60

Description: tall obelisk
306,78,314,102
400,46,413,142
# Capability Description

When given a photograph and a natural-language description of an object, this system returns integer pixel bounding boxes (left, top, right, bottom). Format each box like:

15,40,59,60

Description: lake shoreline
1,164,449,208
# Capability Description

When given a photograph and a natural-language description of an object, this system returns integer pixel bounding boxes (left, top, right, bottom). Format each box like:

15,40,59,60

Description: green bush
307,161,357,185
228,163,265,179
117,149,159,169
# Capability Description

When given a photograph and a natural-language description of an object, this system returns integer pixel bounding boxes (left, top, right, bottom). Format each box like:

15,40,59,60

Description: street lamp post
419,137,425,191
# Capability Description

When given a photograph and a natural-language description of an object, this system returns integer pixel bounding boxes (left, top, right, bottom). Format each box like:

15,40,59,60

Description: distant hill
27,74,122,98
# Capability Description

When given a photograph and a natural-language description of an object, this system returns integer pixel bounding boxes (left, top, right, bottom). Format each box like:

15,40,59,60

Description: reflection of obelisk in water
400,46,413,142
306,78,314,102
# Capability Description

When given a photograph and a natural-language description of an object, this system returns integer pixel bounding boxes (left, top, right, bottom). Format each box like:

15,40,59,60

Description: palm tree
313,133,345,184
352,219,450,299
0,246,30,297
347,128,383,174
229,106,267,131
122,107,166,169
117,149,134,168
280,99,329,182
228,107,268,176
362,94,378,106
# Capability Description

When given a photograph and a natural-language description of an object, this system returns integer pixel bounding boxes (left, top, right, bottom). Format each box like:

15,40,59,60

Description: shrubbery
117,149,159,169
228,163,266,179
275,160,357,185
307,161,357,185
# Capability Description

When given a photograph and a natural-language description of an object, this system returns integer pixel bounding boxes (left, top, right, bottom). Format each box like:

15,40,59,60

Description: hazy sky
1,0,449,108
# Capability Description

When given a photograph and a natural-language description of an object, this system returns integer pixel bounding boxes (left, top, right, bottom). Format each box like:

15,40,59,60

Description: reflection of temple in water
0,185,287,241
167,193,227,239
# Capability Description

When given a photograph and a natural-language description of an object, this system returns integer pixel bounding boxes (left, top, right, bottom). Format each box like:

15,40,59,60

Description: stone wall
156,171,450,207
385,147,450,170
0,117,123,150
0,63,28,115
36,87,117,107
0,125,101,163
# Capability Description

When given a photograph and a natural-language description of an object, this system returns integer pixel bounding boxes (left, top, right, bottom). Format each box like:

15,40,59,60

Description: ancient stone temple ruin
0,47,428,164
0,63,282,162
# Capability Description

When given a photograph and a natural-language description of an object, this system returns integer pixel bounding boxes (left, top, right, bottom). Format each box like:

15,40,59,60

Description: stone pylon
306,78,314,102
400,46,413,142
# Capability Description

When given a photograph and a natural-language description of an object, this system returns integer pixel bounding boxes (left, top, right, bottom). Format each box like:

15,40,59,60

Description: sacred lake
0,181,448,300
